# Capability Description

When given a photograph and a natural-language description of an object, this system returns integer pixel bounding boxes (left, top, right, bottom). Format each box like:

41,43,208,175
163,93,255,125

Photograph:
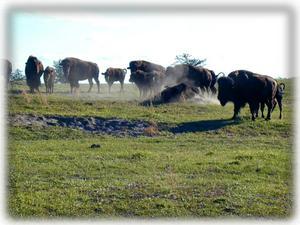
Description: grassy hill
7,79,293,218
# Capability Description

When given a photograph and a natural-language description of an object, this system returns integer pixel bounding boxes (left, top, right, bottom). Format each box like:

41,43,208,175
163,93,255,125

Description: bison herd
4,55,286,121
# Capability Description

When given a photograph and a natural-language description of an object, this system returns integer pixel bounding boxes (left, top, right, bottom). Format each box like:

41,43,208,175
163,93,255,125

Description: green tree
10,69,25,82
174,53,206,66
53,59,66,83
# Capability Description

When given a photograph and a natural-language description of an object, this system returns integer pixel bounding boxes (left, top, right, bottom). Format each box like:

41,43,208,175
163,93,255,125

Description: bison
141,83,200,106
165,64,213,95
217,70,278,121
43,66,56,94
101,68,127,93
129,70,155,98
127,60,165,73
259,82,285,119
3,59,12,83
60,57,100,94
161,83,200,103
25,56,44,93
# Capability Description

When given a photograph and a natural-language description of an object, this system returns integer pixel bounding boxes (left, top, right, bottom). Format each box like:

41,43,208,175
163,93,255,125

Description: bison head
60,59,71,80
26,55,41,75
217,76,235,106
129,70,144,83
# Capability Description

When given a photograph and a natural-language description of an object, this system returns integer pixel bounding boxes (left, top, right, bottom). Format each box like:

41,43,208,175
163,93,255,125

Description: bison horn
217,72,226,77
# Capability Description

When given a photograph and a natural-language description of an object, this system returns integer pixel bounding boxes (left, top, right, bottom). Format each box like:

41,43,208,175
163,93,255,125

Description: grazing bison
25,56,44,93
43,66,56,94
127,60,165,73
60,57,100,94
101,68,127,93
260,82,285,119
165,64,212,94
217,70,278,121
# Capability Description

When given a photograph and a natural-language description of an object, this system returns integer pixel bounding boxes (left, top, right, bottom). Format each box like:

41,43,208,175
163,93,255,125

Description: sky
8,10,288,83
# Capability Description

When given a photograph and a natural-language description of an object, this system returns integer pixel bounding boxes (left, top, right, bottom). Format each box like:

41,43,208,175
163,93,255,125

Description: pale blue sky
9,11,288,83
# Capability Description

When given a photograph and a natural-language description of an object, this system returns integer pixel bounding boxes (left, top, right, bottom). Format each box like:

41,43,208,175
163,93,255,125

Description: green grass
7,79,294,218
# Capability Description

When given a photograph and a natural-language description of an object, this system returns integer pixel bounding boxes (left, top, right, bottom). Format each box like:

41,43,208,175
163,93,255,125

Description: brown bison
217,70,278,121
260,82,285,119
128,60,166,98
129,70,165,98
25,56,44,93
101,68,127,93
165,64,213,95
127,60,165,73
60,57,100,93
161,83,200,103
141,83,200,106
3,59,12,83
43,66,56,94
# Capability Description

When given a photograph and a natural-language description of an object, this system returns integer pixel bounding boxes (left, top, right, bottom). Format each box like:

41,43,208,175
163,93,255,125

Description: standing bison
43,66,56,94
217,70,278,121
260,82,285,119
25,56,44,93
128,60,166,98
60,57,100,94
101,68,127,93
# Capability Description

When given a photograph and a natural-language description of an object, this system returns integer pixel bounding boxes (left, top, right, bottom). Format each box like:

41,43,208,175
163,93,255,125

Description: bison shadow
169,119,240,134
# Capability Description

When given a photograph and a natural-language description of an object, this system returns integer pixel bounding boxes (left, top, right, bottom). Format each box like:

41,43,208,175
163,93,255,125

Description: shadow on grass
169,119,241,134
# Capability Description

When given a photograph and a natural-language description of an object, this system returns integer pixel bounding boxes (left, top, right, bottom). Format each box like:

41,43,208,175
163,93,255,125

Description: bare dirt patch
9,114,153,137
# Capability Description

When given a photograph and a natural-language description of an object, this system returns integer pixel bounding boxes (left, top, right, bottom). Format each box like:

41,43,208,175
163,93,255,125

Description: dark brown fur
43,66,56,94
161,83,200,103
217,70,277,121
25,55,44,93
129,70,165,98
102,67,127,93
165,64,212,95
127,60,165,73
60,57,100,93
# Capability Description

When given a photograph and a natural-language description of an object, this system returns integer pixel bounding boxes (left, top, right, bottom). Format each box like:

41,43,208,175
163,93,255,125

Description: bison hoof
265,117,271,121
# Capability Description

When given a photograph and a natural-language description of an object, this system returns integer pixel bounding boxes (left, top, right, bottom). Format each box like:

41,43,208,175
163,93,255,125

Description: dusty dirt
9,114,154,137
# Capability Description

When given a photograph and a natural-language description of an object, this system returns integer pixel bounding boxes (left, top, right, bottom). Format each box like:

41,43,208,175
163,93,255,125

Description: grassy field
7,80,294,218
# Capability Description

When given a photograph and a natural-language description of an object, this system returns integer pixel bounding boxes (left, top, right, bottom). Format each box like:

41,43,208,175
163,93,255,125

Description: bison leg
232,102,242,120
249,102,258,121
260,102,265,118
276,98,282,119
108,83,112,93
88,78,93,93
120,81,124,92
265,100,273,121
94,77,100,93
